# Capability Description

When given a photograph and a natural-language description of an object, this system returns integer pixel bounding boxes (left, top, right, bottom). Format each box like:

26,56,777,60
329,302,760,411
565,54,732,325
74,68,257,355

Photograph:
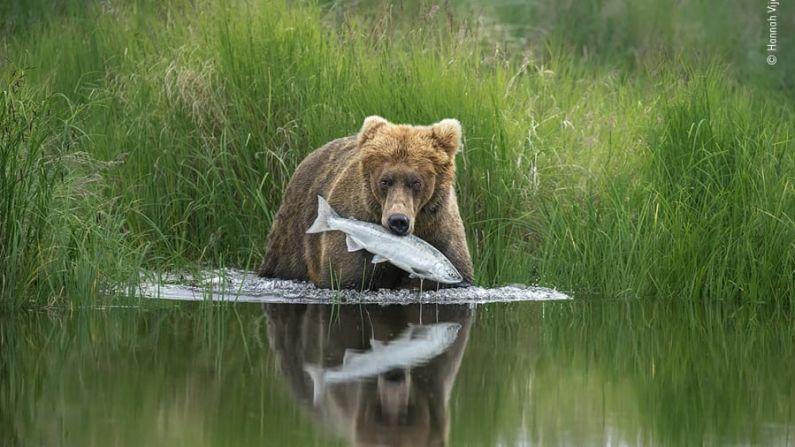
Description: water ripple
138,269,570,305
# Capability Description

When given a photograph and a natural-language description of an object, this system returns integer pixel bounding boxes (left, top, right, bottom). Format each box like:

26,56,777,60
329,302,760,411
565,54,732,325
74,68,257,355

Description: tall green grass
1,0,793,308
0,71,144,307
536,69,795,300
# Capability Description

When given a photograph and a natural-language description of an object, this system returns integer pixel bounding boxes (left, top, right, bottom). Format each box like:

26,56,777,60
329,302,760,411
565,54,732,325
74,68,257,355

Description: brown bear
259,116,473,290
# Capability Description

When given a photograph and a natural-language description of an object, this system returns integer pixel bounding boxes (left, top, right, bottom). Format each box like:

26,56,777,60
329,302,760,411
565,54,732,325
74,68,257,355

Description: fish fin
346,235,365,252
396,326,415,340
304,364,326,406
412,267,431,277
342,349,364,366
306,196,339,234
371,254,389,264
408,325,429,339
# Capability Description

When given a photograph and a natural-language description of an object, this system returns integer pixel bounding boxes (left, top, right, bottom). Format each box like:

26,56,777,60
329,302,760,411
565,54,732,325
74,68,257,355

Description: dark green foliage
0,0,792,307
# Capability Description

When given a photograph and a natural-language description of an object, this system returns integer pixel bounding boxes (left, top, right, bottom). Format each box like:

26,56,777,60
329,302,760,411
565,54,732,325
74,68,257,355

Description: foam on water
138,269,570,305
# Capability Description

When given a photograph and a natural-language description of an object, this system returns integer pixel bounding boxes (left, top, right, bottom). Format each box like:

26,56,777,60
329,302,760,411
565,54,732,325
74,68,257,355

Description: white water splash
138,269,570,305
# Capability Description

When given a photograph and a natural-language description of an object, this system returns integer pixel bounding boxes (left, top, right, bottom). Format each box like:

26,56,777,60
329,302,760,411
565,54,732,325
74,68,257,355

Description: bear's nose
387,214,410,235
382,369,406,383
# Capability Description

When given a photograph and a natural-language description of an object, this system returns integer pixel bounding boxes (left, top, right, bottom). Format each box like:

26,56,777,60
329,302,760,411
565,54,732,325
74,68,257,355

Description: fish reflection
265,304,472,447
305,322,462,405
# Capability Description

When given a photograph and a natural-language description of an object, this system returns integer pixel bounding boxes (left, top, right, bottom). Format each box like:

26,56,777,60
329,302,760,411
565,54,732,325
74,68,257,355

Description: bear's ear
431,118,462,157
358,115,389,147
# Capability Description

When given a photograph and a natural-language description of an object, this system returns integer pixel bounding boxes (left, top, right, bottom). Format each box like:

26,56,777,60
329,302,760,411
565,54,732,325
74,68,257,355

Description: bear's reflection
265,304,472,447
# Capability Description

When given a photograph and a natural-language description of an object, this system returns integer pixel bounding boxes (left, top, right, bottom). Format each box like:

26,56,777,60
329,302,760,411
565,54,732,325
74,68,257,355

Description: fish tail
304,364,326,405
306,195,339,234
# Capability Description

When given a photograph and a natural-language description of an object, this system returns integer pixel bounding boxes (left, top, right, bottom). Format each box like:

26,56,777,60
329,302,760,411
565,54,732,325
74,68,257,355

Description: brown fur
259,116,474,289
264,303,472,446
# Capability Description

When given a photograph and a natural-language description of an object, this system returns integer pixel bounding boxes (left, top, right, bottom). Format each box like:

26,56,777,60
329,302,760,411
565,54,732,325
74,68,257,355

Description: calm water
3,299,793,446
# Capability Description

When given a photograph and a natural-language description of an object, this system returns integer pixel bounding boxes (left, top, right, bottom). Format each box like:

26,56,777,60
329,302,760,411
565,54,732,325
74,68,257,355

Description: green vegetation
1,0,793,308
0,72,144,307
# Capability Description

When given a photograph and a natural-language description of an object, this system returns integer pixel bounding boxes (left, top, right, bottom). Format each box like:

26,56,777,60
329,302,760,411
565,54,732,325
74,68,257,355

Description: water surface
137,269,570,304
3,299,793,446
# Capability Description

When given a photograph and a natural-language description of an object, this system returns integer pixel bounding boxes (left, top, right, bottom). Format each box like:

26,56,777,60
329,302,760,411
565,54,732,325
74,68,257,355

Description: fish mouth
438,273,463,284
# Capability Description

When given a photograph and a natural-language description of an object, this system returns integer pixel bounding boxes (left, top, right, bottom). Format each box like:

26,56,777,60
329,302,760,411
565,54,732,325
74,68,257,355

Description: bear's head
358,115,462,236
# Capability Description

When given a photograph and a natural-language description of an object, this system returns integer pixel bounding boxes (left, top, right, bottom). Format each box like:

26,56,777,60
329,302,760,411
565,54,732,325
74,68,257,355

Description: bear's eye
409,179,422,191
379,178,393,189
